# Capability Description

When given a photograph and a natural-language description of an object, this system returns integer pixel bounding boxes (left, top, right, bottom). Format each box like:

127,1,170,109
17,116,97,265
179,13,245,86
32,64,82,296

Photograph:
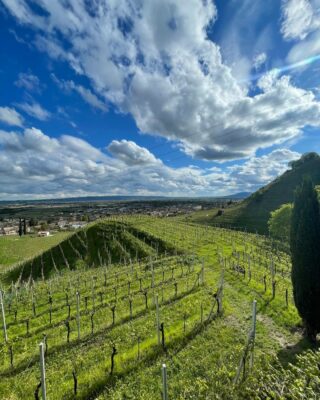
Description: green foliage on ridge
268,203,293,241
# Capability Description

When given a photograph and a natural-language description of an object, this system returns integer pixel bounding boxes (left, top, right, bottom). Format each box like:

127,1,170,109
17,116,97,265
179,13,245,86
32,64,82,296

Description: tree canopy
290,177,320,342
268,203,293,241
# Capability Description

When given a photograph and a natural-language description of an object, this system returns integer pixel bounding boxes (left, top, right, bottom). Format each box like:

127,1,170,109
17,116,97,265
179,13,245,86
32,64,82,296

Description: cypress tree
290,177,320,342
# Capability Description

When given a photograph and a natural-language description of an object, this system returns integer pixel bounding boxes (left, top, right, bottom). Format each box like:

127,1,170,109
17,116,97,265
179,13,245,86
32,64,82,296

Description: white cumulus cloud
16,101,51,121
0,106,24,127
108,140,160,165
227,148,301,187
0,126,301,199
2,0,320,162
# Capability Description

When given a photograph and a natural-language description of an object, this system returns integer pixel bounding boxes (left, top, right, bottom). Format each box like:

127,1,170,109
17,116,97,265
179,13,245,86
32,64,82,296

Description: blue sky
0,0,319,199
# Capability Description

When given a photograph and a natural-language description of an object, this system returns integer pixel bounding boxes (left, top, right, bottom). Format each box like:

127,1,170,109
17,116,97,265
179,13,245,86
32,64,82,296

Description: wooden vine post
110,345,118,375
234,299,257,385
137,336,141,360
129,297,133,319
65,320,71,343
32,290,36,316
91,279,95,311
90,312,95,334
250,299,257,369
201,258,205,284
143,290,148,309
76,291,80,340
111,306,116,326
272,281,276,299
9,344,13,368
0,290,8,343
72,370,78,396
155,294,160,345
39,342,47,400
160,323,166,350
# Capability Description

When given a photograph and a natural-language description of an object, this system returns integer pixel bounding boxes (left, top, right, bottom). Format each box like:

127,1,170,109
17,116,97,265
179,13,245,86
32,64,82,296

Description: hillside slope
190,153,320,233
1,216,318,399
5,220,177,284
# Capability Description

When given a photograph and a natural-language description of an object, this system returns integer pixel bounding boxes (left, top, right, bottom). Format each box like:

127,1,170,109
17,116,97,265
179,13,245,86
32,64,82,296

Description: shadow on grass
257,298,315,367
277,335,317,367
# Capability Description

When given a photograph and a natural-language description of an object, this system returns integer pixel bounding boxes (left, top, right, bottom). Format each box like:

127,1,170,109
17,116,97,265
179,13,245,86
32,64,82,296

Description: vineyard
0,232,70,273
0,217,319,399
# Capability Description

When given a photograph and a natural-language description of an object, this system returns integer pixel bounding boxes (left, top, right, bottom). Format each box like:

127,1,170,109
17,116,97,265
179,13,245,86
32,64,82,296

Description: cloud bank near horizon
0,127,300,199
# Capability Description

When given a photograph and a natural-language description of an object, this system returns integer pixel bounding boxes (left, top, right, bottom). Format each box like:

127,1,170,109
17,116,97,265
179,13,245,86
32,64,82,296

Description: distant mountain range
0,192,251,205
0,196,168,205
220,192,251,200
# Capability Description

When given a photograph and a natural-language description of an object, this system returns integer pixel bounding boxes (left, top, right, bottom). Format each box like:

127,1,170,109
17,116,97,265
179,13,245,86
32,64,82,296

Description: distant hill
0,195,168,205
0,193,249,205
220,192,251,200
191,152,320,234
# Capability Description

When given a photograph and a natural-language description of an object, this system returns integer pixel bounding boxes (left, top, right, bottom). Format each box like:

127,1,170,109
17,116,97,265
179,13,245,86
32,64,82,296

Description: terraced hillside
5,220,177,284
0,217,319,399
189,152,320,234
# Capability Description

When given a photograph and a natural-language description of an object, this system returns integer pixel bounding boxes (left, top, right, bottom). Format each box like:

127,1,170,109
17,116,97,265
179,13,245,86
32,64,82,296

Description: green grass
0,216,318,399
0,232,70,271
